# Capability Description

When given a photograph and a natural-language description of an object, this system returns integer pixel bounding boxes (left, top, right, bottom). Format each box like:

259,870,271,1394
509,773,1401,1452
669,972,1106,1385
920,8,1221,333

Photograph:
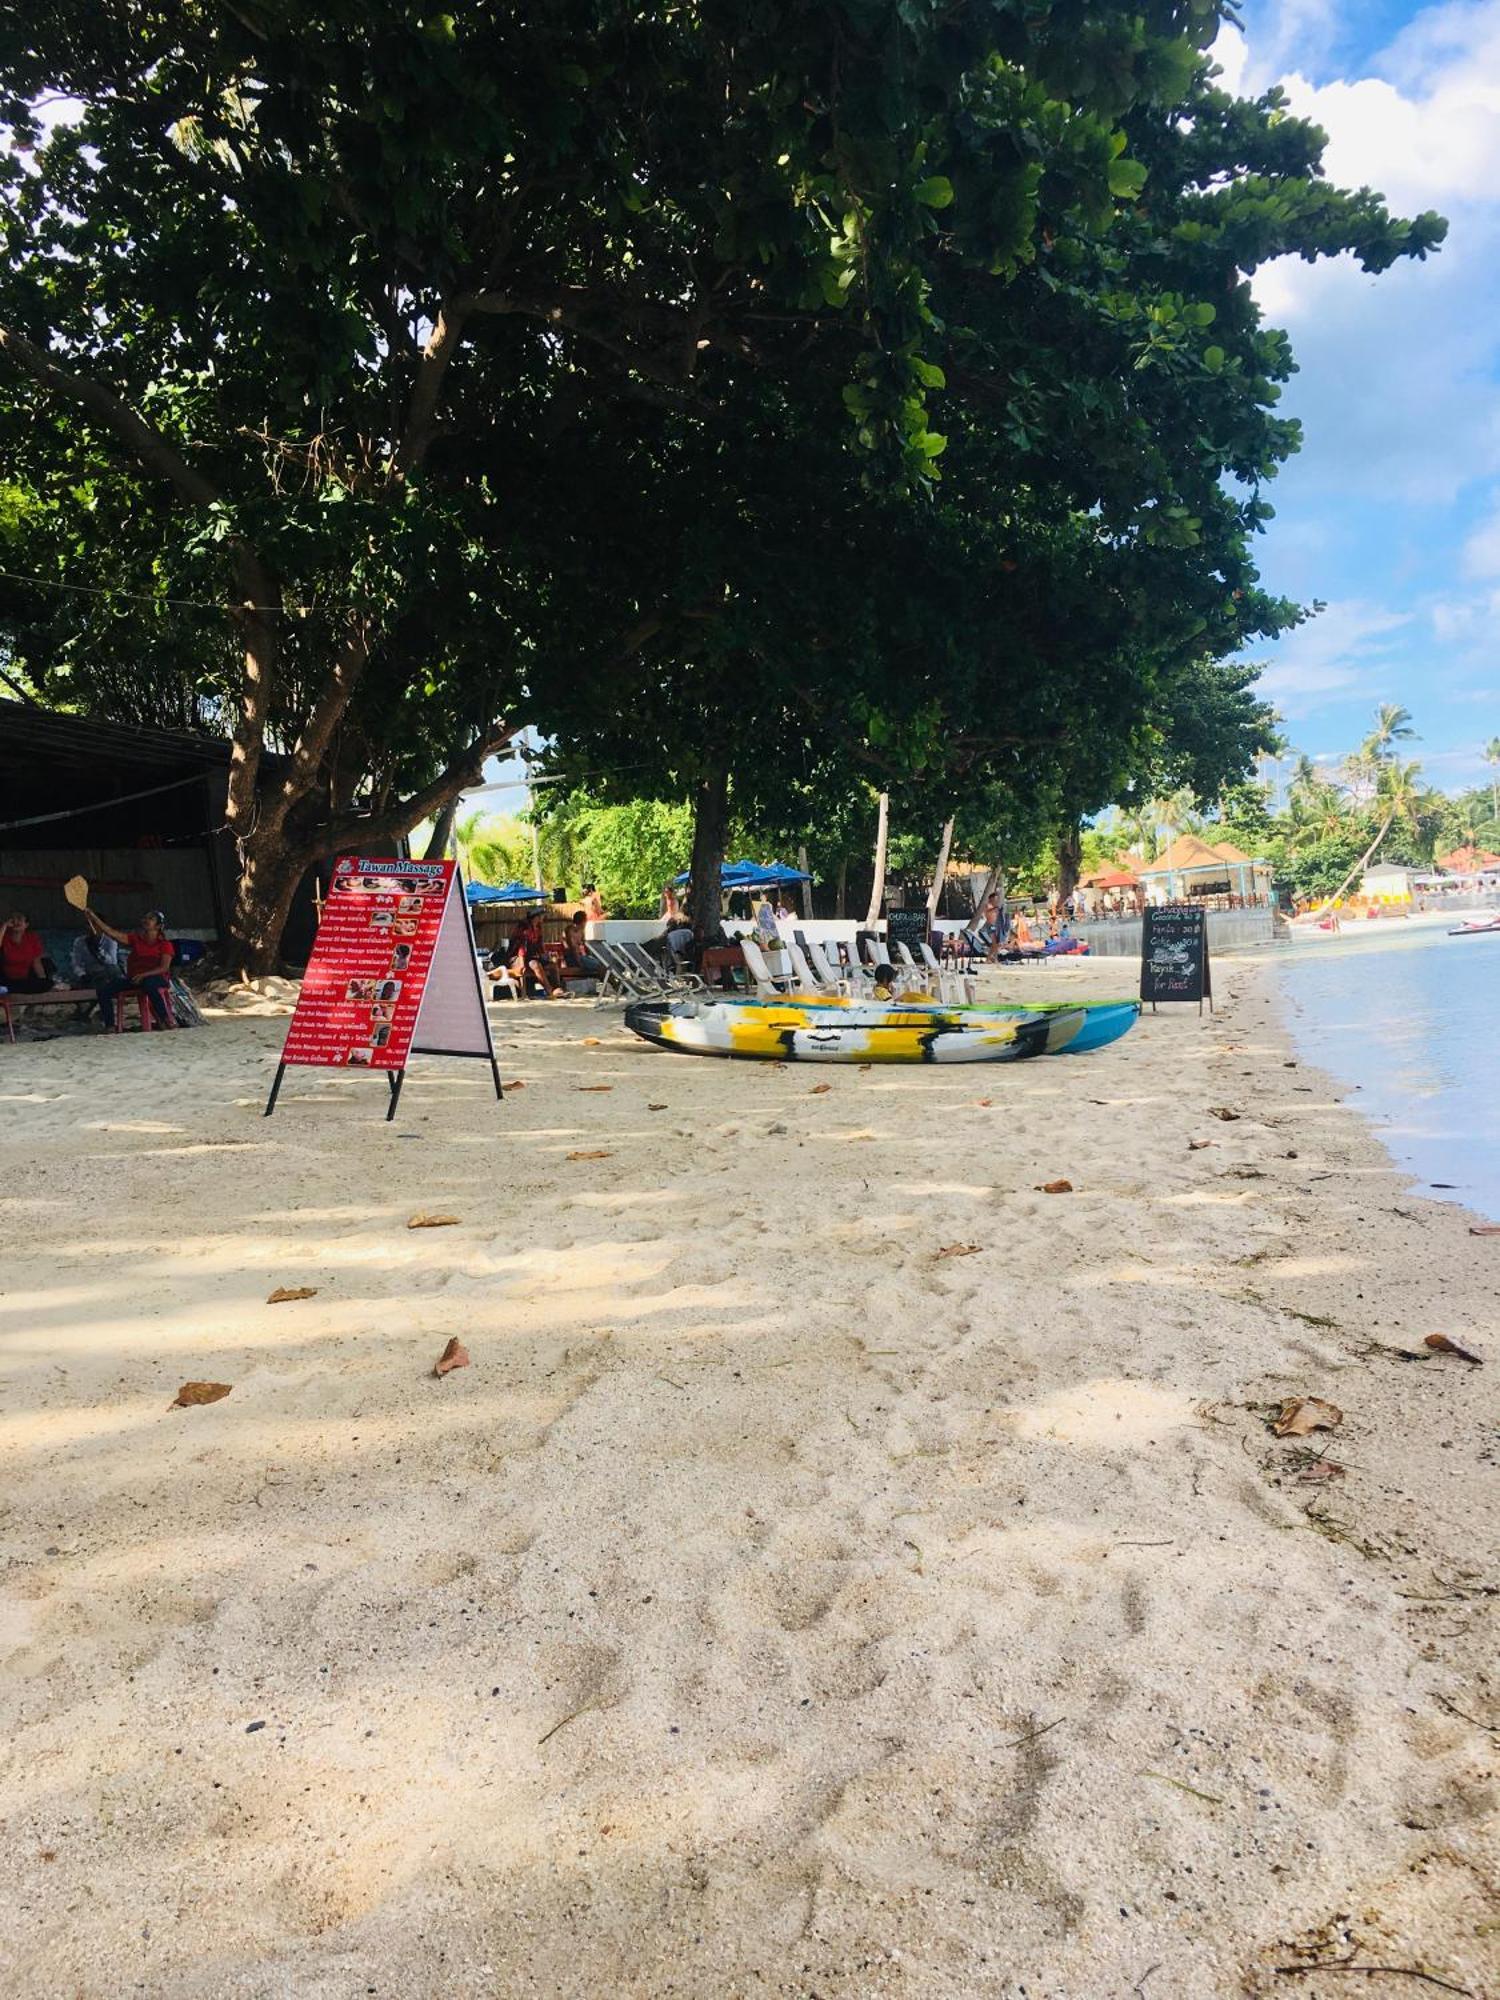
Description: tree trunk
1323,809,1395,911
797,844,813,920
687,762,729,937
424,798,459,861
224,837,310,979
927,815,955,922
865,791,890,926
1056,818,1083,904
835,856,848,919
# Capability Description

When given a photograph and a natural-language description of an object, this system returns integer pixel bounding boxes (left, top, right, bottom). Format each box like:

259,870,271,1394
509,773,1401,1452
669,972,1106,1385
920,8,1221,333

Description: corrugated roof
1139,832,1229,875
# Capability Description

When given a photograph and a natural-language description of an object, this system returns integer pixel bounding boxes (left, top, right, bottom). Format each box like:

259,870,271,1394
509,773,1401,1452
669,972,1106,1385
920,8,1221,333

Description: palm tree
1322,757,1428,907
1362,703,1417,763
1485,736,1500,823
1287,752,1320,802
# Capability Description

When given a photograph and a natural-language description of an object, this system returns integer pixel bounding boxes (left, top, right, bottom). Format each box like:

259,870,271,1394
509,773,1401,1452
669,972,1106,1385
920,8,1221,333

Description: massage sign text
266,857,501,1120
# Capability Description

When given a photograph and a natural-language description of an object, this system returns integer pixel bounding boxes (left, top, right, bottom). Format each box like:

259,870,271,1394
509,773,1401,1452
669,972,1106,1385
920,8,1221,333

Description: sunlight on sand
1003,1376,1200,1445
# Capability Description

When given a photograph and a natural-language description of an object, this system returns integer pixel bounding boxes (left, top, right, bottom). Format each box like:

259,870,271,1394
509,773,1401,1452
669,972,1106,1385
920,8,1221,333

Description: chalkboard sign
886,907,931,955
1140,905,1212,1011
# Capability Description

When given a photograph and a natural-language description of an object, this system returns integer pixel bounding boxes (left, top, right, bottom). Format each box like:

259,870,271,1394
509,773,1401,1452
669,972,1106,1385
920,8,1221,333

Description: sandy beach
1,957,1496,1999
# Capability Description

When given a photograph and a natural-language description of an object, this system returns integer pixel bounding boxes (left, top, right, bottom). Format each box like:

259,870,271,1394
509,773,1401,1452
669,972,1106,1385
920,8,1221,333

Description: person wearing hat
84,907,176,1029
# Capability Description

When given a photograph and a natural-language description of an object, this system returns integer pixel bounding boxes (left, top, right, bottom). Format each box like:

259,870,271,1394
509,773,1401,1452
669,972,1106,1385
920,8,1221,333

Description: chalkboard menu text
1140,905,1212,1011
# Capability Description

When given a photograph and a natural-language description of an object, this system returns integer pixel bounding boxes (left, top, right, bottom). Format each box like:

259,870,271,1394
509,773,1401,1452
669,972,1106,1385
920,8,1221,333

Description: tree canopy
0,3,1445,962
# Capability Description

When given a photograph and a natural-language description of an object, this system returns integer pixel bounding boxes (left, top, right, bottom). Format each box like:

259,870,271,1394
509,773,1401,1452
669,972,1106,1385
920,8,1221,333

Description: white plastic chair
806,938,864,996
739,935,793,995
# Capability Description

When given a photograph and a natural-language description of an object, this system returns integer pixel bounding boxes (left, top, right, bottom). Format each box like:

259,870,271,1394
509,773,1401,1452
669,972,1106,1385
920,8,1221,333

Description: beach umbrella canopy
672,859,811,890
465,880,548,906
1088,869,1140,889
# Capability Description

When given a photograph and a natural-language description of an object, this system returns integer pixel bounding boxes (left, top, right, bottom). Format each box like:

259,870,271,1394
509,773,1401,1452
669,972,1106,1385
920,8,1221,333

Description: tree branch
0,323,223,509
319,722,516,855
274,615,375,824
393,297,471,475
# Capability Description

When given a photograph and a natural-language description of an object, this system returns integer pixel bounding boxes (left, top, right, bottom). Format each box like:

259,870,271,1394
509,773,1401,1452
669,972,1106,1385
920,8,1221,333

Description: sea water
1278,923,1500,1222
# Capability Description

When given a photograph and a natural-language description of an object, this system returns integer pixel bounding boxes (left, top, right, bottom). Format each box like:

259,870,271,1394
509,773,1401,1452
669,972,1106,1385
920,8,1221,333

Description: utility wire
0,565,334,614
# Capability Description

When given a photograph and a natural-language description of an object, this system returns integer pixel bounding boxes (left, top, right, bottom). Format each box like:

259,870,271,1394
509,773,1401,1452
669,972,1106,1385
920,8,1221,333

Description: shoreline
1,959,1496,1997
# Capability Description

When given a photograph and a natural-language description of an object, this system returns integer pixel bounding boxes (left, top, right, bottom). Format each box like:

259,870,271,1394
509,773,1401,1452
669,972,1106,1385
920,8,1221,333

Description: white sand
1,960,1496,1998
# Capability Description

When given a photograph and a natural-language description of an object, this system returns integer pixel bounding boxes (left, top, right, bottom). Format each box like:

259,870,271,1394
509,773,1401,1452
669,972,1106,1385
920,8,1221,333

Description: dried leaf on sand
1468,1224,1500,1237
936,1243,980,1259
576,1085,613,1093
433,1337,470,1377
503,1079,525,1090
408,1213,460,1229
1037,1179,1073,1194
1295,1457,1346,1483
266,1286,318,1304
567,1149,612,1161
170,1381,232,1409
1272,1396,1343,1438
809,1083,832,1094
1425,1333,1483,1365
647,1102,667,1111
582,1036,603,1046
1208,1106,1241,1122
1188,1139,1216,1151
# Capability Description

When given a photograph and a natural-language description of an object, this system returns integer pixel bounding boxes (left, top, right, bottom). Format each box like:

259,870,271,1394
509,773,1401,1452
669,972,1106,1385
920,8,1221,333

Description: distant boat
1448,914,1500,937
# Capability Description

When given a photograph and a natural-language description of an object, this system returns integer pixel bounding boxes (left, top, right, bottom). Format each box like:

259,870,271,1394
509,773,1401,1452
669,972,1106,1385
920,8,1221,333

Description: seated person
644,917,695,969
71,927,122,1020
495,913,562,997
85,907,176,1028
659,882,684,924
1,910,53,993
561,910,605,981
870,962,899,1000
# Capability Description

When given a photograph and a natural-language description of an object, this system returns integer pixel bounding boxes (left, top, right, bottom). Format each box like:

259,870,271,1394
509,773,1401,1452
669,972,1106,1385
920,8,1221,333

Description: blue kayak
707,993,1139,1054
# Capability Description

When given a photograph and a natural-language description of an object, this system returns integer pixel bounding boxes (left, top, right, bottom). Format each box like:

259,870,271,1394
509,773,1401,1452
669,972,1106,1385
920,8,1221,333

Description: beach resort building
1137,833,1272,906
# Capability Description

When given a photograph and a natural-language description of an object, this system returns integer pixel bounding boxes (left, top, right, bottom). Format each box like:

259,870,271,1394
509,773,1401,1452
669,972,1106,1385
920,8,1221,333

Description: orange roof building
1436,845,1500,874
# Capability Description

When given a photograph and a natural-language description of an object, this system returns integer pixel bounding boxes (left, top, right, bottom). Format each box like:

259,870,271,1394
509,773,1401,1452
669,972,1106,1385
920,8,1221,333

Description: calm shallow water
1278,925,1500,1221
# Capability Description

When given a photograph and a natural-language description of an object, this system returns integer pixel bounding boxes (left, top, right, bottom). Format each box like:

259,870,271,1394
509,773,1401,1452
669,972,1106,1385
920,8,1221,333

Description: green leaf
914,176,954,210
912,357,946,389
1107,157,1148,199
1203,345,1225,373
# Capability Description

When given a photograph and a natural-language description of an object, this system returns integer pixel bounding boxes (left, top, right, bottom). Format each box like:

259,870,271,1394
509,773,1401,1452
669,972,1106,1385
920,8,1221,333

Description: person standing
1,911,52,992
85,907,176,1028
580,883,607,923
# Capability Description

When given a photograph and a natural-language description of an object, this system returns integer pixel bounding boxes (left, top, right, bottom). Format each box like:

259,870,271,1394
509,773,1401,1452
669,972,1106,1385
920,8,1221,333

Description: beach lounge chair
620,940,703,995
784,940,841,997
739,935,794,995
805,938,864,996
588,940,661,1001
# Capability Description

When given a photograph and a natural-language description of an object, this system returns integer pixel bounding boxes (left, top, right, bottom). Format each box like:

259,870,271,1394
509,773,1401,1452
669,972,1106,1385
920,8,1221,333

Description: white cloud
1254,600,1412,713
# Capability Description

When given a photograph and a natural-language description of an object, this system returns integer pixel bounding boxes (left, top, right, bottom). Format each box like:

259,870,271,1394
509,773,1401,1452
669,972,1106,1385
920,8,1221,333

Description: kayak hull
624,1000,1087,1063
705,992,1140,1054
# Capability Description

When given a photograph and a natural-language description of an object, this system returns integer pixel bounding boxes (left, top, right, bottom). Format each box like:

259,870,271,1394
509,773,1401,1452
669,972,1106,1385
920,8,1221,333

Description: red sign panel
281,857,454,1070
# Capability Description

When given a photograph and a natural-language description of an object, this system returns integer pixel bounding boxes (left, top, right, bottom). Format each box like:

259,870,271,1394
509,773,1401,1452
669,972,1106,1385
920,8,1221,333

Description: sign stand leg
386,1069,405,1122
489,1055,504,1102
264,1062,287,1118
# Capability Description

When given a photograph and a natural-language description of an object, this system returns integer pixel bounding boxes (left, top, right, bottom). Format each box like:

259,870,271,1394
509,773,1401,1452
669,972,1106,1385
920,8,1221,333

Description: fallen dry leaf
858,1063,873,1072
1037,1179,1073,1194
433,1337,470,1377
408,1213,460,1229
1469,1224,1500,1237
809,1083,832,1094
576,1085,614,1093
567,1149,613,1161
647,1102,667,1111
503,1079,525,1090
1295,1458,1346,1483
1425,1333,1483,1365
582,1036,603,1046
1208,1107,1241,1122
974,1097,993,1107
266,1286,318,1304
1188,1139,1216,1151
170,1381,232,1409
936,1243,980,1259
1272,1396,1343,1438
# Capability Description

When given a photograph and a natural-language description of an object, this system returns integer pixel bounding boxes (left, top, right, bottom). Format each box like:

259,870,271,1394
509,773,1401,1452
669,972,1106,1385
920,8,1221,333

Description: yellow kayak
624,998,1086,1063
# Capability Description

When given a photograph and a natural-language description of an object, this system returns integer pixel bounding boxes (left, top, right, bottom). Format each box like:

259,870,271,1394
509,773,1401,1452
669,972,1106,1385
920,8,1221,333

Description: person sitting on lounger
85,907,175,1029
497,913,562,998
1,911,52,993
562,911,605,982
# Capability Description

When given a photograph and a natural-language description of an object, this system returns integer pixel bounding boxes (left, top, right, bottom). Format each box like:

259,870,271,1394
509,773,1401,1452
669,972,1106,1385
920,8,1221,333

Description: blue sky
1222,0,1500,791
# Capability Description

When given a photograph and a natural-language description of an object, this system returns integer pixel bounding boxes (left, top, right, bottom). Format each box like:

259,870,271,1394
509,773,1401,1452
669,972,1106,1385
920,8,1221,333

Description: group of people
2,906,177,1028
487,904,606,999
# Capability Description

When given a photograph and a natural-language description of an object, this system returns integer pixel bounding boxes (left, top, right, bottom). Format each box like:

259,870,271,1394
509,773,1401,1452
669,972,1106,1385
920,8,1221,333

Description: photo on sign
370,1001,394,1025
397,894,424,915
346,978,378,1002
372,1024,392,1049
392,919,417,938
370,909,393,928
389,944,412,970
377,979,401,1002
347,1046,373,1066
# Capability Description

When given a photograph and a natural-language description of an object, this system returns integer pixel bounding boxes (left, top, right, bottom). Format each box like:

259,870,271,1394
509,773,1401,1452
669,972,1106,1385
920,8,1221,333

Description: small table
698,944,746,990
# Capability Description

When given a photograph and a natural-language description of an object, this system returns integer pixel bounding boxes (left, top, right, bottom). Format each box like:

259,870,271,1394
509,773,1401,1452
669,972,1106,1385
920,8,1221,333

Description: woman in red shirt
85,907,176,1029
1,911,52,992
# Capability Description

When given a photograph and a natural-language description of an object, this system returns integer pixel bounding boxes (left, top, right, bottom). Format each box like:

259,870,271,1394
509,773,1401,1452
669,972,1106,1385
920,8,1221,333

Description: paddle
63,874,89,912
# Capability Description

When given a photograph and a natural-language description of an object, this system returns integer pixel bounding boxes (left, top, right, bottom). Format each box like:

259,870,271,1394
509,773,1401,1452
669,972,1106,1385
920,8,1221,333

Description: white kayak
624,998,1087,1063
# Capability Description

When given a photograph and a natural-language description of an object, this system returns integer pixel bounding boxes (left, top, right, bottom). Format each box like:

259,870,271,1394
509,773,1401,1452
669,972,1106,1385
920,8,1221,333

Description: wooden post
865,792,889,927
797,844,814,920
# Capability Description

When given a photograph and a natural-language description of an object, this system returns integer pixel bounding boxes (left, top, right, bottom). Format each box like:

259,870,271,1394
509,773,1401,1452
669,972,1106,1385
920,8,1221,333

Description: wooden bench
0,986,101,1043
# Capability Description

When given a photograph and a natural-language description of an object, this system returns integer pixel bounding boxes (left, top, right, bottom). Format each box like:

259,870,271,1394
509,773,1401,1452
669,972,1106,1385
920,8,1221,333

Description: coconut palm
1362,702,1417,762
1322,757,1429,907
1485,735,1500,822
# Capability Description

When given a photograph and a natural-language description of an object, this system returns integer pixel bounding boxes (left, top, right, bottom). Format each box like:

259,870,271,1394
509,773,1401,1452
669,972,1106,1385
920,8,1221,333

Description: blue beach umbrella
672,859,812,891
465,880,549,906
